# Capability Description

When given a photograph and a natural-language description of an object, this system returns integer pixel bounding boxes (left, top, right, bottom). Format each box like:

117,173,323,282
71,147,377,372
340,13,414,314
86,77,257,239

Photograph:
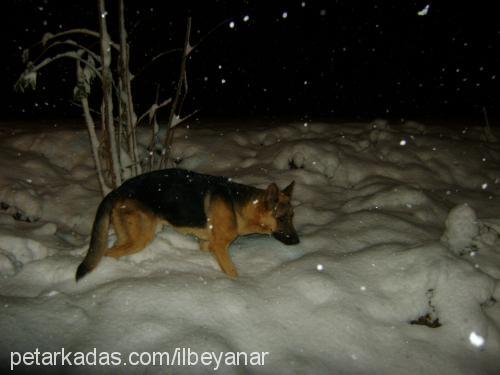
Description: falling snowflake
229,21,235,29
469,331,485,347
418,4,430,16
316,264,324,271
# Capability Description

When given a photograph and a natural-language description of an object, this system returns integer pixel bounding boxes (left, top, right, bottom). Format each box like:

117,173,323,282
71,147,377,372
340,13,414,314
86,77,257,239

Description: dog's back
115,169,258,227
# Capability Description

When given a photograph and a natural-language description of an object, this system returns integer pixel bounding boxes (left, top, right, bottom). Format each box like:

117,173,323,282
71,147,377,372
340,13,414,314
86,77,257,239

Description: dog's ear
264,183,279,209
282,181,295,197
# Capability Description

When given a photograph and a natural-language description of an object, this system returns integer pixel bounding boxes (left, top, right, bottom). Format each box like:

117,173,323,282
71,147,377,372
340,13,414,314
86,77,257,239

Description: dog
76,168,299,280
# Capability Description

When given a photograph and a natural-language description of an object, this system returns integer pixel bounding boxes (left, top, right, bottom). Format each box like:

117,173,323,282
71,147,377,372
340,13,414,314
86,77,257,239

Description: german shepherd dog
76,168,299,280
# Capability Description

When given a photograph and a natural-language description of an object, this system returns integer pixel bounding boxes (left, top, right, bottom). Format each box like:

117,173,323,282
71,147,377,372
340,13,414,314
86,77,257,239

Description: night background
3,0,500,124
2,2,500,372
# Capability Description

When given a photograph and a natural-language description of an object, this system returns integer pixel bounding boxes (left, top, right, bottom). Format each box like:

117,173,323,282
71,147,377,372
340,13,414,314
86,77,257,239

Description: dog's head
260,181,300,245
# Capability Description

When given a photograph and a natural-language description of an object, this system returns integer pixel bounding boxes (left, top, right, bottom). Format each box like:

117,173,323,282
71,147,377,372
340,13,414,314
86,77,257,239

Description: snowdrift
0,120,499,374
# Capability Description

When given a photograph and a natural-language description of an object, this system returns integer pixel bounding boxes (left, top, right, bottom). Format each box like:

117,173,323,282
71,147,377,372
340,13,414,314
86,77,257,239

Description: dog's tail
76,192,116,281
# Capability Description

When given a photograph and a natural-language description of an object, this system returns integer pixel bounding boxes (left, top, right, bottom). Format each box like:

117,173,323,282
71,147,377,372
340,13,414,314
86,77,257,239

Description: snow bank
0,120,499,374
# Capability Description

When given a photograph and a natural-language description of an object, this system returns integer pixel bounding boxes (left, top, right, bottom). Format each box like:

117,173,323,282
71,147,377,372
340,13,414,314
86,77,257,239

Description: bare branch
132,48,183,81
69,100,101,117
170,108,200,129
137,97,173,126
118,0,140,175
76,60,111,195
188,16,234,54
482,106,498,143
32,39,101,67
27,28,120,51
15,50,103,93
161,17,192,167
33,51,101,78
98,0,121,187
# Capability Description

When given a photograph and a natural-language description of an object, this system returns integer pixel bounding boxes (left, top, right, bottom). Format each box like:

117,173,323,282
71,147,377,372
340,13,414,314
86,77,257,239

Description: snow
0,120,499,374
441,203,479,255
417,4,430,17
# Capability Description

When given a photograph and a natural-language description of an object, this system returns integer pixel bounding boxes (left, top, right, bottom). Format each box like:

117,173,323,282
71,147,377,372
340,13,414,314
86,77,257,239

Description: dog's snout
272,230,300,245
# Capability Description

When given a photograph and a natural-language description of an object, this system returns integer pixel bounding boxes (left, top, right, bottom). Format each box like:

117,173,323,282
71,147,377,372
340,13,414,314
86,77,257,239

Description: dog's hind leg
106,200,158,258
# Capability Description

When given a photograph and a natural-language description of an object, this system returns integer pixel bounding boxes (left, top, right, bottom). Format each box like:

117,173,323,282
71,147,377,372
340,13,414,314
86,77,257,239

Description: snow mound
0,183,42,222
342,184,447,224
441,203,479,255
272,140,341,178
0,234,51,276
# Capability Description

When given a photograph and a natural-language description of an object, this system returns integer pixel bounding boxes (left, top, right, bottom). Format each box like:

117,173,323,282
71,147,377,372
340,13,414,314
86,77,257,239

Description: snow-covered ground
0,119,499,374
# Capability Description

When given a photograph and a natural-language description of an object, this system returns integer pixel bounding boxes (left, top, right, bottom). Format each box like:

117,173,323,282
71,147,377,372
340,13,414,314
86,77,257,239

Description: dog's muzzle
272,230,300,245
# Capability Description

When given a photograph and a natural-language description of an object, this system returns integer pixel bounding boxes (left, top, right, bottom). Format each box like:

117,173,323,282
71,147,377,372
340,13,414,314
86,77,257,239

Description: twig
77,60,110,195
98,0,121,187
137,97,173,127
482,106,498,143
161,17,192,168
27,28,120,51
133,48,183,81
189,16,235,54
32,39,101,67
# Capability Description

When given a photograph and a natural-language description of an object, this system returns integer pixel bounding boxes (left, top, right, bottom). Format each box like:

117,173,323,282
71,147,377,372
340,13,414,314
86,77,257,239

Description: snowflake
417,4,430,16
469,332,485,347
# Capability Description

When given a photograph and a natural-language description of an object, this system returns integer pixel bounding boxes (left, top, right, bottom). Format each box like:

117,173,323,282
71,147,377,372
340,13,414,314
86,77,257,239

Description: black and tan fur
76,168,299,280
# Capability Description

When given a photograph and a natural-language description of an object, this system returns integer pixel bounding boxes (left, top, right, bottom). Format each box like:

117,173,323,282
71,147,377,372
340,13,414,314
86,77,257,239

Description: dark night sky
3,0,500,124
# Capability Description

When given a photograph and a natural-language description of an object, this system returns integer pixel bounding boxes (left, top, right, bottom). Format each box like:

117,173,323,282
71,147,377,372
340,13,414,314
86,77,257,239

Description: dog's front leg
207,195,238,278
199,240,210,252
210,242,238,278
